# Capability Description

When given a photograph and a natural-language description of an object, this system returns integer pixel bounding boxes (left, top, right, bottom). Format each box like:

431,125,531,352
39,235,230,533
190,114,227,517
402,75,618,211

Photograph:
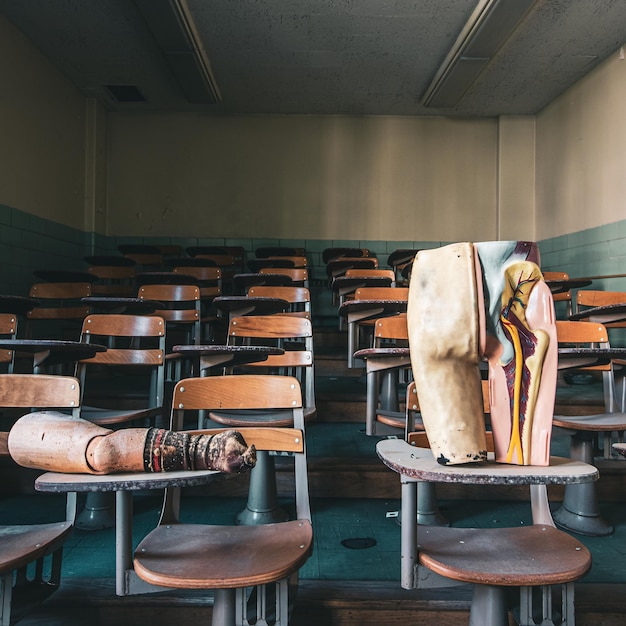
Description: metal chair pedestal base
76,492,116,530
416,483,449,526
236,451,289,526
553,431,613,536
470,584,508,626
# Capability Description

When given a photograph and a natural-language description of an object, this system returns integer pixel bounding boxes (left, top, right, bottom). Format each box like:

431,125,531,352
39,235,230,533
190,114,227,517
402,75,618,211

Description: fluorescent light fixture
422,0,536,108
134,0,221,104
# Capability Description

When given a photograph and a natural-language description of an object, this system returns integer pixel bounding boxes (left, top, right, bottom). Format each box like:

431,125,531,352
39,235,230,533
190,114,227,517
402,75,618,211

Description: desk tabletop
0,339,106,366
557,346,626,369
82,297,164,315
354,347,410,359
545,278,592,294
173,344,283,369
0,295,40,315
232,273,294,290
35,467,221,493
569,302,626,323
339,299,408,318
376,438,598,485
332,275,393,293
135,272,200,286
213,295,289,315
33,270,98,283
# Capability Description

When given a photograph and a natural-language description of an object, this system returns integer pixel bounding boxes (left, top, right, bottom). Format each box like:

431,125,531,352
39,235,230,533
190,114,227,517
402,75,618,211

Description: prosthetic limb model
8,412,256,475
407,241,556,466
407,242,488,465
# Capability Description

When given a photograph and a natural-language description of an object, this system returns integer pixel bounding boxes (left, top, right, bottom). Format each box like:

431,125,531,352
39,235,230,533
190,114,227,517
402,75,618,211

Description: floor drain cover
341,537,377,549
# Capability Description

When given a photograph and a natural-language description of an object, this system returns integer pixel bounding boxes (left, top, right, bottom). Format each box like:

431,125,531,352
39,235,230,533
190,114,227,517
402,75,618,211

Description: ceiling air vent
105,85,146,103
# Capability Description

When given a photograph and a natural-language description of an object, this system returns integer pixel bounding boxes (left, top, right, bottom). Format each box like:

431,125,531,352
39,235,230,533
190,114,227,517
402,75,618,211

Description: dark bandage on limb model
8,412,256,475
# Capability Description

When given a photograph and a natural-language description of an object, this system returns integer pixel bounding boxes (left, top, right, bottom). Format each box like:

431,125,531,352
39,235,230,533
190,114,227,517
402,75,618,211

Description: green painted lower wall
3,202,625,328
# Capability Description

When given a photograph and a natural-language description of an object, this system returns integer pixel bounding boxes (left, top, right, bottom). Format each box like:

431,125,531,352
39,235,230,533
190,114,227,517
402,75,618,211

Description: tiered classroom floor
5,326,626,625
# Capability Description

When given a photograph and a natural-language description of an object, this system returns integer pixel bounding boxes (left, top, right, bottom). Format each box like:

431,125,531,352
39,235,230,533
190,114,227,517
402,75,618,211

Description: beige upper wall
108,113,499,242
535,45,626,240
0,16,87,229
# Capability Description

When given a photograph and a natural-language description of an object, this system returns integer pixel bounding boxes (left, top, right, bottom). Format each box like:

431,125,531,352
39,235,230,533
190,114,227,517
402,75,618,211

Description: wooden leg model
8,412,256,474
407,241,557,466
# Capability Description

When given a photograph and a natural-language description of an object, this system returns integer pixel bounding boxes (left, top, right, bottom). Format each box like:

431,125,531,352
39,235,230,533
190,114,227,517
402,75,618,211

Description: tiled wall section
3,202,625,327
0,203,96,296
539,218,626,291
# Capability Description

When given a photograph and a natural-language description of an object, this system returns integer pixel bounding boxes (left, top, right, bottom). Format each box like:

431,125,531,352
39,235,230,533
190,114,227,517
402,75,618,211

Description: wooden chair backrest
173,374,303,414
138,284,200,320
228,314,312,340
0,373,80,411
556,320,611,372
354,287,409,301
173,266,221,281
374,314,408,341
0,314,17,367
227,315,315,410
82,313,165,339
248,285,311,305
88,265,136,296
268,256,308,267
29,282,92,300
79,314,165,406
27,282,91,320
542,271,569,281
556,320,609,344
259,268,308,282
345,268,395,280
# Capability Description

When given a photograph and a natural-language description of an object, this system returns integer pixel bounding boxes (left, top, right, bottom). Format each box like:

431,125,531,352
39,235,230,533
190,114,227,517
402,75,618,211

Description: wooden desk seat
0,374,79,625
378,437,595,626
552,320,625,536
134,375,312,626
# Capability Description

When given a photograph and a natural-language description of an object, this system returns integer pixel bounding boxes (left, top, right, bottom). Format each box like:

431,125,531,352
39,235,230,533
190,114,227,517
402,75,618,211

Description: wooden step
13,579,626,626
